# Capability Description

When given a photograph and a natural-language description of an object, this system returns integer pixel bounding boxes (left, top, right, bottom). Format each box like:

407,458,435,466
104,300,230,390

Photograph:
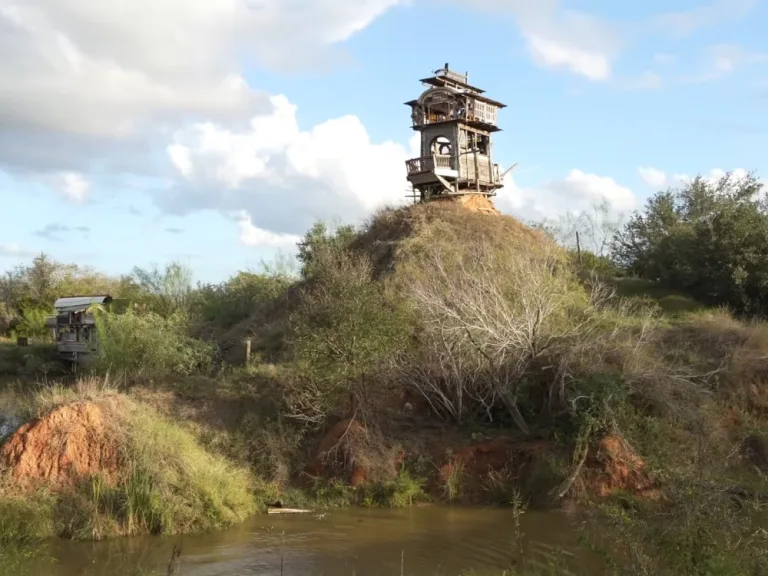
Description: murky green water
2,507,600,576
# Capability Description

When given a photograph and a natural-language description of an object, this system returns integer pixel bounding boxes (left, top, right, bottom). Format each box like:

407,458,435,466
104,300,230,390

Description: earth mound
1,400,122,487
221,200,551,362
0,388,257,541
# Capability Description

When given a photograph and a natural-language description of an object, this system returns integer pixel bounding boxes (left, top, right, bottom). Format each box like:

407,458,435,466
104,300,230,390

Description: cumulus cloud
0,0,406,181
1,0,738,256
638,166,752,190
237,213,302,248
638,167,668,189
162,96,420,237
496,168,637,222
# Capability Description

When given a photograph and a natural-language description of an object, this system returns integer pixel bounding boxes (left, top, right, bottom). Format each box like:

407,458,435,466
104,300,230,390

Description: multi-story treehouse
404,64,507,203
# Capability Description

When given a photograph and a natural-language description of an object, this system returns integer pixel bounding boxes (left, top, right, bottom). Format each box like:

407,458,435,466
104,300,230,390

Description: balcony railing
405,154,454,176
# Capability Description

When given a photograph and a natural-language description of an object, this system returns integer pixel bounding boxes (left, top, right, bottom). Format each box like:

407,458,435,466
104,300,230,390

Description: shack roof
54,295,112,313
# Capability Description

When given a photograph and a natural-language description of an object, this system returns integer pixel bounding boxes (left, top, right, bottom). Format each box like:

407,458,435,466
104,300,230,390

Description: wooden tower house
404,64,507,203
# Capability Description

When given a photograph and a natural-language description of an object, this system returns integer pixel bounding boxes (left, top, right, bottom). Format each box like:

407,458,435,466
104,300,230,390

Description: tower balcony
405,154,458,181
406,154,504,188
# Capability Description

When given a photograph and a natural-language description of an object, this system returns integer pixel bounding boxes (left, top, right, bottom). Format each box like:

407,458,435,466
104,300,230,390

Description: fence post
244,338,252,365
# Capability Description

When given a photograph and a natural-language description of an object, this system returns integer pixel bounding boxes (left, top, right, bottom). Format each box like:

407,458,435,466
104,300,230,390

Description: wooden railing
405,155,454,175
411,98,499,127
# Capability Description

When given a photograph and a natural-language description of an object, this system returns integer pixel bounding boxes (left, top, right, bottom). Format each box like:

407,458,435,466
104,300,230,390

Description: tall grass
0,380,260,542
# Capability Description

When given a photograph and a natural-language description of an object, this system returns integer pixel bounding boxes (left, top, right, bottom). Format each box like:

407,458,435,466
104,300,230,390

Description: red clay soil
587,435,661,500
305,418,405,487
429,194,501,215
0,401,122,488
305,418,370,485
438,439,515,481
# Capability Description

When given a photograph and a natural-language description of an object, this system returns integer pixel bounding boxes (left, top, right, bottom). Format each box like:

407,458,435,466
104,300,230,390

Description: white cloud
496,168,637,222
525,34,611,81
1,0,752,256
163,95,414,237
638,166,668,189
57,172,90,203
0,0,406,181
237,213,301,248
638,167,752,189
459,0,622,81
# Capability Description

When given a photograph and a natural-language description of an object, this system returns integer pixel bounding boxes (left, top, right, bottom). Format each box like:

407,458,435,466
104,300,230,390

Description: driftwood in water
267,507,312,514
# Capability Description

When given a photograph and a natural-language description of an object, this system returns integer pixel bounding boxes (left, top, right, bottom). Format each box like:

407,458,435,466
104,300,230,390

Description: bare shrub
403,240,591,432
401,240,706,433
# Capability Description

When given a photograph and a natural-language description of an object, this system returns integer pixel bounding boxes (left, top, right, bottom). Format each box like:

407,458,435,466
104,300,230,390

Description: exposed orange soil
0,400,122,488
588,435,662,500
427,193,501,215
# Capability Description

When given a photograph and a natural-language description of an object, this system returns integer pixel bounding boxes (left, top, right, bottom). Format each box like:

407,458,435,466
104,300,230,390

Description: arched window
430,136,452,156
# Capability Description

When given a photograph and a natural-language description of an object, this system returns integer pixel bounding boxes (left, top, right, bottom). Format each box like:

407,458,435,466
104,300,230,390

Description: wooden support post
244,338,252,365
576,231,583,265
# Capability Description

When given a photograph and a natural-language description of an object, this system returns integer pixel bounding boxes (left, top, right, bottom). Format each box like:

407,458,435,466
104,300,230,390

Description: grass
609,276,702,316
0,378,261,542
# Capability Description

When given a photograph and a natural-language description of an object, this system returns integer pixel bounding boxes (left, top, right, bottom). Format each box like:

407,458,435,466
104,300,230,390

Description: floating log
267,507,312,515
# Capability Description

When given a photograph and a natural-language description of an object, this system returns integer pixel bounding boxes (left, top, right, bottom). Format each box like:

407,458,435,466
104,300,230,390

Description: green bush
13,307,52,340
192,271,293,330
286,246,411,424
613,171,768,314
91,309,214,378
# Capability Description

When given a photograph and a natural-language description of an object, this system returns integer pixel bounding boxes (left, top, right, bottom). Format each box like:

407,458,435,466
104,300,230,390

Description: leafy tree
296,221,357,278
287,247,410,424
131,262,194,318
612,171,768,313
192,270,293,329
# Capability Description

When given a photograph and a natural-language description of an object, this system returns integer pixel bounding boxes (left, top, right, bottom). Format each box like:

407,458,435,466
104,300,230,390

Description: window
430,136,452,156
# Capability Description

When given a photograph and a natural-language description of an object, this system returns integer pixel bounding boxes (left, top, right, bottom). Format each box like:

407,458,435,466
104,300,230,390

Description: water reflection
5,507,594,576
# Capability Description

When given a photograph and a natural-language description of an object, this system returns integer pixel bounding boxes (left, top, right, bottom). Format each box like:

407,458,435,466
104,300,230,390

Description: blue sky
1,0,766,283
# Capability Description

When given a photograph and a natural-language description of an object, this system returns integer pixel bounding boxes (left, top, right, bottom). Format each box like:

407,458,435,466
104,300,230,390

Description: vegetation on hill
0,378,257,542
0,172,767,574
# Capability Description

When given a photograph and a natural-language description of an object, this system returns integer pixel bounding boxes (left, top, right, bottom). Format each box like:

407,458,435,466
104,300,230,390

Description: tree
533,200,625,275
538,199,624,258
131,262,194,318
612,171,768,313
296,221,357,278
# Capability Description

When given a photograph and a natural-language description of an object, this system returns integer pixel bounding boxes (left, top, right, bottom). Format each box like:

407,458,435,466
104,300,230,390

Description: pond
3,506,602,575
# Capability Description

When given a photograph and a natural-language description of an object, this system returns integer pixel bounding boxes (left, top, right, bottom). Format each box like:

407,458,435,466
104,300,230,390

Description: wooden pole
576,231,583,265
244,338,252,364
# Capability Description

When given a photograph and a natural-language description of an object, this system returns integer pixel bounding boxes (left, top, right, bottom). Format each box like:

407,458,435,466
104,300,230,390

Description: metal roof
54,295,112,312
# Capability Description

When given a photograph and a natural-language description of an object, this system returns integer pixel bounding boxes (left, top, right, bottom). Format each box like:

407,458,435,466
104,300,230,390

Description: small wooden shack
45,295,113,365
